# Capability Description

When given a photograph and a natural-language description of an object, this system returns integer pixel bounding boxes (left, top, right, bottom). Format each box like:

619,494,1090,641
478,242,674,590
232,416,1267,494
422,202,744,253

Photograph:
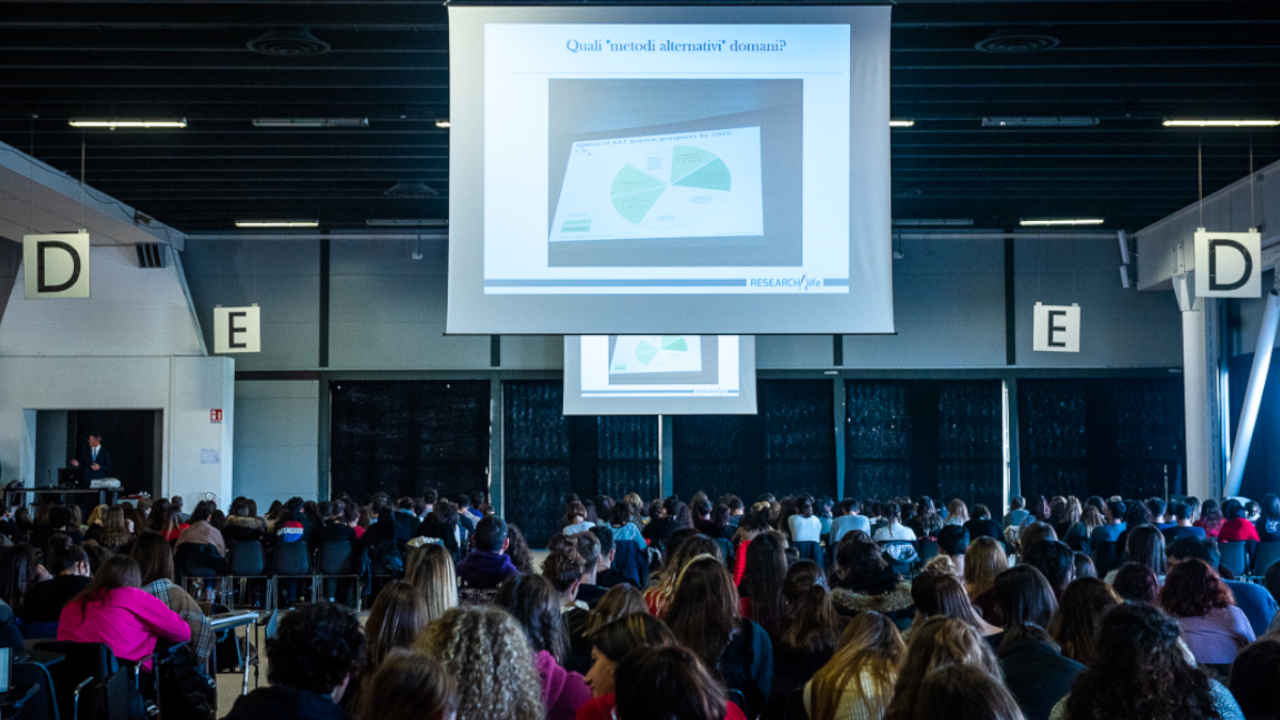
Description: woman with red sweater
1218,499,1260,543
58,555,191,671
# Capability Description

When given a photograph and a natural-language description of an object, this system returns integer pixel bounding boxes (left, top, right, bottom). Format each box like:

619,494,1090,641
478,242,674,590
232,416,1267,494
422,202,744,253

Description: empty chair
1220,541,1248,578
272,542,315,608
13,660,60,720
1253,542,1280,576
316,542,361,610
225,542,270,611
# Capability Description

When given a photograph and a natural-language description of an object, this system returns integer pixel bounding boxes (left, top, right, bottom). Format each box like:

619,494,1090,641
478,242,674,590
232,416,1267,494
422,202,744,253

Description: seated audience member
1220,499,1261,543
1020,540,1075,601
0,544,50,619
790,497,823,544
417,501,463,558
1088,499,1126,549
965,536,1008,625
937,525,971,577
223,497,267,543
695,501,735,541
563,501,594,536
644,534,723,618
608,502,644,544
883,617,1004,720
1018,523,1058,561
1106,525,1166,586
227,602,365,720
22,534,89,625
364,580,431,670
1058,498,1090,553
997,615,1085,720
506,524,536,575
1072,552,1097,580
572,531,607,607
58,555,191,671
590,526,629,589
731,512,771,587
614,645,748,720
1111,562,1160,604
1048,603,1242,720
910,497,944,541
1146,497,1172,530
1168,535,1278,637
872,503,917,543
314,500,358,545
392,497,419,538
1163,502,1207,544
991,566,1059,646
1047,578,1120,666
911,571,1000,639
1256,493,1280,543
544,535,590,612
831,499,871,544
493,572,590,720
964,504,1007,545
418,606,546,720
85,506,136,554
568,584,646,667
805,611,904,720
666,556,773,718
1197,499,1225,539
914,665,1027,720
31,507,83,552
148,502,187,543
829,534,915,627
174,500,226,556
130,533,216,663
1227,639,1280,720
1005,496,1030,529
771,561,843,707
404,543,458,622
576,613,679,720
739,531,788,627
355,649,458,720
455,515,518,590
1159,558,1254,666
946,499,971,527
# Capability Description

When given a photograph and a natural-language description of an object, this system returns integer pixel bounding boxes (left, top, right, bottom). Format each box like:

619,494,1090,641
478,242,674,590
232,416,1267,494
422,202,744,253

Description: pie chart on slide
610,145,731,231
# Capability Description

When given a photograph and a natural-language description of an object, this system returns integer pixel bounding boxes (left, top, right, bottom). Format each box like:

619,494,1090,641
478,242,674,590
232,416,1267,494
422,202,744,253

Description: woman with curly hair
1048,602,1243,720
1159,558,1255,666
417,606,547,720
505,524,536,575
805,611,904,720
882,616,1004,720
1047,578,1120,665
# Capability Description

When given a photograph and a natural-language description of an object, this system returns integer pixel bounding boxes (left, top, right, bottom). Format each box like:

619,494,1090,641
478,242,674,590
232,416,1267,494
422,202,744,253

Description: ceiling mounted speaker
975,28,1060,54
247,27,331,57
384,181,439,199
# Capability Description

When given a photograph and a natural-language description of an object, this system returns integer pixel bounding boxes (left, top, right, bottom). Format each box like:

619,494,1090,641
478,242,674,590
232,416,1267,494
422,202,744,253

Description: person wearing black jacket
225,602,365,720
997,624,1086,720
415,502,462,560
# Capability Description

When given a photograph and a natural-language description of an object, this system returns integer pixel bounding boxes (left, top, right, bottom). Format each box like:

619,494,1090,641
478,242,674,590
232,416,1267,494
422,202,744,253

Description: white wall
0,356,234,507
233,380,319,507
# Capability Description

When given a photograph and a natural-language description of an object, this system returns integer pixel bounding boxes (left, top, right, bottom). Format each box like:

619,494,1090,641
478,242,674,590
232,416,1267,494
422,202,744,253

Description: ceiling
0,0,1277,235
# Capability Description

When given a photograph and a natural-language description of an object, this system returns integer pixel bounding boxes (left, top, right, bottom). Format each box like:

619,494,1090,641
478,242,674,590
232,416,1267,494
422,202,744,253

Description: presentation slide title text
565,38,788,53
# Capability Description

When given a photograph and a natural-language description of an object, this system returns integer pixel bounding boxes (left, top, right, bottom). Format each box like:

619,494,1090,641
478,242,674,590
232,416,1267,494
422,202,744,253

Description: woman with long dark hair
130,533,216,663
58,555,190,671
739,531,788,628
1048,603,1242,720
0,544,50,618
576,613,679,720
829,533,914,626
772,561,843,701
1196,499,1225,539
1047,578,1120,665
883,617,1004,720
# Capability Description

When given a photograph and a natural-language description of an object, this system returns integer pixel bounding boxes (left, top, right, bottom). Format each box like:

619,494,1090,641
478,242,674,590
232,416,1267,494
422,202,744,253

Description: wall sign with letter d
1033,303,1081,353
213,305,261,353
23,232,90,299
1194,229,1261,298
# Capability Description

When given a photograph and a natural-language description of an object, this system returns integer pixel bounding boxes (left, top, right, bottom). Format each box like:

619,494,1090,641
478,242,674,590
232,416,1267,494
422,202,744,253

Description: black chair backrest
1220,541,1248,578
227,542,266,576
274,541,312,575
317,542,355,575
917,539,941,563
13,661,59,720
33,641,126,720
1253,541,1280,575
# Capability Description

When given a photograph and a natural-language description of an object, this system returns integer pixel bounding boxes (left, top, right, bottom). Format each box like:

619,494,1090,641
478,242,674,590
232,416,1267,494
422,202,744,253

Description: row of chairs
1220,540,1280,579
177,540,365,613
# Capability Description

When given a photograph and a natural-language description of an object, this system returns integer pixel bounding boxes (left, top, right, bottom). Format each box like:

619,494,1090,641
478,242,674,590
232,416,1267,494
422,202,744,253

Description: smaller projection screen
447,5,893,335
564,335,756,415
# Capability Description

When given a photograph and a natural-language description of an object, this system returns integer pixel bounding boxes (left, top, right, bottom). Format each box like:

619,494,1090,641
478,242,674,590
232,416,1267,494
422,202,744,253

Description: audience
22,534,89,625
883,616,1002,720
455,515,518,590
806,611,904,720
403,543,458,621
1227,639,1280,720
1111,562,1160,604
914,665,1027,720
130,532,215,663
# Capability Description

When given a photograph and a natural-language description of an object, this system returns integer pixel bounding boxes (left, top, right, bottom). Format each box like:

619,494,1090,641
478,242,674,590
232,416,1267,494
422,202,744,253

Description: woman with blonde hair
805,611,905,720
417,606,546,720
404,542,457,624
85,506,134,553
945,499,969,527
882,617,1003,720
365,580,432,670
85,504,109,530
964,536,1008,624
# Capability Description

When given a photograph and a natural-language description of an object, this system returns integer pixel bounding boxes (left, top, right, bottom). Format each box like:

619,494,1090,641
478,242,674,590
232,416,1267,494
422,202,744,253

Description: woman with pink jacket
58,554,191,670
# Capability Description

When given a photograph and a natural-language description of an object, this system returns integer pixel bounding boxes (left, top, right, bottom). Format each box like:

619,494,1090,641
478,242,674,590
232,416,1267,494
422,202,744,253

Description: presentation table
20,487,120,507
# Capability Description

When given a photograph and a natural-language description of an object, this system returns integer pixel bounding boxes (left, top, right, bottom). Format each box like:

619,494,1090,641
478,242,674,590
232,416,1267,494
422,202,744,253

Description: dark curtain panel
504,381,660,547
845,381,1003,512
329,380,491,503
1018,378,1184,502
673,380,836,502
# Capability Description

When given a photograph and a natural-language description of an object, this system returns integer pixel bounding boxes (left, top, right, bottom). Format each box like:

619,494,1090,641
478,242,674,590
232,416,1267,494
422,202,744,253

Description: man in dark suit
69,433,111,479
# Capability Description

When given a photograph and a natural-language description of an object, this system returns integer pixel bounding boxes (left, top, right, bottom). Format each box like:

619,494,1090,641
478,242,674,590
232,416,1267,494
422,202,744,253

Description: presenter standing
69,433,112,480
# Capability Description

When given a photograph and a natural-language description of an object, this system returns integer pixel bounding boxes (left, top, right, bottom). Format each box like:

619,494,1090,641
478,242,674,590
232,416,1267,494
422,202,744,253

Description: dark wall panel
673,380,836,502
329,380,491,502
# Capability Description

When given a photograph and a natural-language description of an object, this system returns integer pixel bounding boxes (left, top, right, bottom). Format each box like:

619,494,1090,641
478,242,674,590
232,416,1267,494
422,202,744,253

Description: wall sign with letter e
1195,229,1261,298
1033,303,1081,353
213,305,260,353
23,232,89,299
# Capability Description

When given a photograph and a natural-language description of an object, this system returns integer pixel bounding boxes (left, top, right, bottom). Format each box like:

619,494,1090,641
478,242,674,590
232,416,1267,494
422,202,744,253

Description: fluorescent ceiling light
1019,218,1105,227
252,118,368,128
69,118,187,129
982,117,1099,128
889,119,915,128
1162,119,1280,127
366,219,449,227
893,218,974,227
235,220,319,228
435,119,451,128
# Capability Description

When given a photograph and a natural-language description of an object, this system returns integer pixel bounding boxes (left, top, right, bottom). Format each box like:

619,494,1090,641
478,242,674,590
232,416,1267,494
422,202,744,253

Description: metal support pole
659,415,674,497
1174,272,1213,500
1225,284,1280,496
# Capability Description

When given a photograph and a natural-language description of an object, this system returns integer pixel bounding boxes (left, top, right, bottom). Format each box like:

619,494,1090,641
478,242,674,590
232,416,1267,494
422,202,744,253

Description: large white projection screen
564,335,757,415
447,5,893,335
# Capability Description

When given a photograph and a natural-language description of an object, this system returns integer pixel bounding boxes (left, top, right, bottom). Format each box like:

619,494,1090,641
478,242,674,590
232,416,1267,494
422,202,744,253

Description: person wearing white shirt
873,503,918,543
789,500,822,544
830,499,872,543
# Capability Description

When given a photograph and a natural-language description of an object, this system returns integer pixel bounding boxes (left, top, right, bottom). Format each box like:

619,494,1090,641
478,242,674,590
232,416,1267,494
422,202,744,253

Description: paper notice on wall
200,449,221,465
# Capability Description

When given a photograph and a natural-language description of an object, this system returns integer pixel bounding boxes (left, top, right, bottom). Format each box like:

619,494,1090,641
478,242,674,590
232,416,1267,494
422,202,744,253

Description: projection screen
563,335,757,415
447,5,893,335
